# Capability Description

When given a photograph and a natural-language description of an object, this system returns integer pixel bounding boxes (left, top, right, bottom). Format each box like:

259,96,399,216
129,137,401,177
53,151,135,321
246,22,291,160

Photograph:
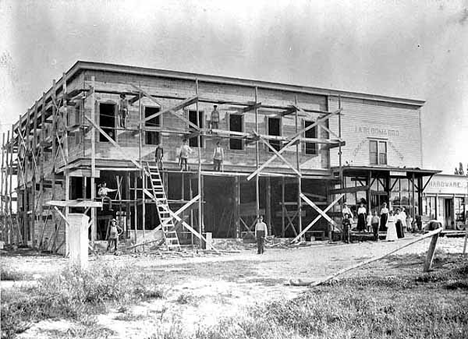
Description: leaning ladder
145,163,181,250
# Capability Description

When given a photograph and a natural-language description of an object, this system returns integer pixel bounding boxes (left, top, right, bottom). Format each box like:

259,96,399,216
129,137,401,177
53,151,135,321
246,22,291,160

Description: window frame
303,119,318,155
369,139,388,165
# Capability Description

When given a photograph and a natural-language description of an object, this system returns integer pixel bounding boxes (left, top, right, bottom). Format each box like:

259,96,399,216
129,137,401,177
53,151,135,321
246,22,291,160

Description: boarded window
99,103,116,142
144,106,161,145
229,114,243,150
188,110,204,147
304,120,317,155
267,117,281,152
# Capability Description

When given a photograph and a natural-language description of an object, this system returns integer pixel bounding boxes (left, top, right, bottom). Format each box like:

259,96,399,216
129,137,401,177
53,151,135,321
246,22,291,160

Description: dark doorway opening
204,176,236,238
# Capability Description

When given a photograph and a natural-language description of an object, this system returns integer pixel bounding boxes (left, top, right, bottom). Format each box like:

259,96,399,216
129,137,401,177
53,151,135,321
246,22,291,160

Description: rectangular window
188,110,204,147
229,114,244,150
267,117,281,152
144,106,161,145
304,120,317,155
369,140,387,165
99,103,116,142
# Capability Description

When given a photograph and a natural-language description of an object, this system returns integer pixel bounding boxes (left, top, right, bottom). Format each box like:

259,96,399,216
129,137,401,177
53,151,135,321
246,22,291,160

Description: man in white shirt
98,182,117,211
255,215,268,254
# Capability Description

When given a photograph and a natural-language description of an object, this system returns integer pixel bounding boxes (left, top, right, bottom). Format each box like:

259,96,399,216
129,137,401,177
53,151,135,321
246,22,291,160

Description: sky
0,0,467,174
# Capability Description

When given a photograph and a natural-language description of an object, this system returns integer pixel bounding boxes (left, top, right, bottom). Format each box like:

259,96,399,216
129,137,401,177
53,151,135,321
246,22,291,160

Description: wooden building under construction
0,61,440,253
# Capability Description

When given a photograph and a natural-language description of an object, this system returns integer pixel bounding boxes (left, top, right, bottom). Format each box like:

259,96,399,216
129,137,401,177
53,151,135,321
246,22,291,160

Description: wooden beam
256,134,302,178
241,102,262,113
142,95,198,123
301,193,338,227
329,185,370,194
247,108,342,181
84,116,142,169
291,193,344,243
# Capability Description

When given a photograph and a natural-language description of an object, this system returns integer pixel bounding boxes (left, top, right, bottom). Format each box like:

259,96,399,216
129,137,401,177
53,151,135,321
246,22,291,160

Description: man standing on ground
106,218,123,253
255,215,268,254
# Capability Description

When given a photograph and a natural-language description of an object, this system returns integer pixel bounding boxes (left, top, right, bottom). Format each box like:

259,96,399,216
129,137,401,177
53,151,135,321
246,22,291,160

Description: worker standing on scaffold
119,94,129,128
210,105,220,131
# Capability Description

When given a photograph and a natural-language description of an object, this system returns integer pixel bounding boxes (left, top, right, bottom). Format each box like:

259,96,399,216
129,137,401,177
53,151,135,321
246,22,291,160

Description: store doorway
444,198,453,229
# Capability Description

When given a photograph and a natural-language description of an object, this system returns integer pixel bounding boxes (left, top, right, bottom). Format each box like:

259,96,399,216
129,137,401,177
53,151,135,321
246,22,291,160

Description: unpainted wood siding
329,96,423,168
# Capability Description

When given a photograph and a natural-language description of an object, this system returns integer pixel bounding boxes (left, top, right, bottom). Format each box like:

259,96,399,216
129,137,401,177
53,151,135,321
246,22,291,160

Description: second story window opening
99,103,116,142
144,106,161,145
188,110,204,148
303,120,318,155
267,117,282,152
229,113,244,150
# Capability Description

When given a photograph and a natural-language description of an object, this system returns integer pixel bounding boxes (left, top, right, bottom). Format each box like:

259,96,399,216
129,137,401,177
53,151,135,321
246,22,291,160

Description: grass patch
1,266,26,281
188,257,468,339
1,263,165,338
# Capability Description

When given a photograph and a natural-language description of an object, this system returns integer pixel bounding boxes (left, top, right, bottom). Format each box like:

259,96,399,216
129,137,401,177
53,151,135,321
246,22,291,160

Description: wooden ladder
145,163,181,250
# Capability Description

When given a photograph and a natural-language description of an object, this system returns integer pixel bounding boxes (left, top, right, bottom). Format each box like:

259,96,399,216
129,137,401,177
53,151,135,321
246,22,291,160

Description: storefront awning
332,166,441,178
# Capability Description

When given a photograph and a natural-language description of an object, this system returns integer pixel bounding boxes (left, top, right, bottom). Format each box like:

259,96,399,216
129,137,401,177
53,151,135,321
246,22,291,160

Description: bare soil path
3,234,467,339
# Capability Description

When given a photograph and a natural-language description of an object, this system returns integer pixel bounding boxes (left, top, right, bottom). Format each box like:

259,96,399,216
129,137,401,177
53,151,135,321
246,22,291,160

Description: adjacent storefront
422,174,468,229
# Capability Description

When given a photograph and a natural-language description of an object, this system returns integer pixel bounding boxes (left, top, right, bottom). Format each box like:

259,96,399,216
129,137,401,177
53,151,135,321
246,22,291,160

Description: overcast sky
1,0,467,174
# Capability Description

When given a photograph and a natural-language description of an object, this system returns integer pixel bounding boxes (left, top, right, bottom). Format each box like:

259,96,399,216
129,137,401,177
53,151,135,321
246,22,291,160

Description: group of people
342,202,418,242
154,139,225,172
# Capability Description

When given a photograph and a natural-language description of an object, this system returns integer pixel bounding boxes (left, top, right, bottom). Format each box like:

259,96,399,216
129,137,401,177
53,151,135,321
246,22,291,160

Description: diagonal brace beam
256,133,302,178
291,193,344,243
84,116,142,169
247,108,342,181
142,95,199,130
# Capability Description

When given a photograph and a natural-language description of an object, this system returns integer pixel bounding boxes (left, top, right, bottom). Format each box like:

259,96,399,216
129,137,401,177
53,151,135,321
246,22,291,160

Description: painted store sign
425,175,468,195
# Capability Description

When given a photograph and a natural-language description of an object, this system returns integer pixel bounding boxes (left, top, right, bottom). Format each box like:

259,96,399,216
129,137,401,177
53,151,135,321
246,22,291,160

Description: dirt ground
2,234,468,339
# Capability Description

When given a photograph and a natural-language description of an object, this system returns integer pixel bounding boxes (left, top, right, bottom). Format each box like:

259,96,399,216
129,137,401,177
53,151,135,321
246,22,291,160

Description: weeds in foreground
153,261,468,339
1,263,164,338
1,266,26,281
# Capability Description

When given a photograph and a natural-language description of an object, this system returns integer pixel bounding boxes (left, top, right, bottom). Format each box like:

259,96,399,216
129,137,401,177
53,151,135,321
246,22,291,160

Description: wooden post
125,172,131,238
90,76,97,245
8,128,14,243
266,176,271,235
5,131,10,244
64,171,70,255
295,96,302,240
31,101,40,247
463,226,468,256
139,91,145,244
423,232,440,272
134,174,138,244
255,87,260,220
282,176,285,237
1,133,4,241
235,176,240,238
196,79,203,236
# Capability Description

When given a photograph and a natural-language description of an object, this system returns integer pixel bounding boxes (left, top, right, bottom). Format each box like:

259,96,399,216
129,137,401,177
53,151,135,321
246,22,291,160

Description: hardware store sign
425,176,468,195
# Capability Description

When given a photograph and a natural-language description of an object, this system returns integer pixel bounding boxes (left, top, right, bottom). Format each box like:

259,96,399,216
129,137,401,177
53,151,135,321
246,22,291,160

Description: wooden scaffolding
0,65,346,251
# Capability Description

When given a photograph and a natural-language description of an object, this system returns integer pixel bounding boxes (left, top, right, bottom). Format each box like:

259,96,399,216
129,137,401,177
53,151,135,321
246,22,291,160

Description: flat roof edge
70,61,425,107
